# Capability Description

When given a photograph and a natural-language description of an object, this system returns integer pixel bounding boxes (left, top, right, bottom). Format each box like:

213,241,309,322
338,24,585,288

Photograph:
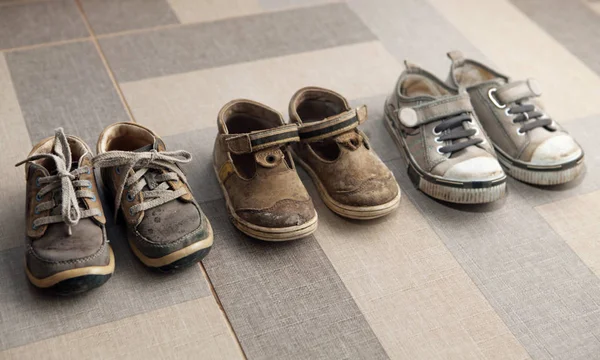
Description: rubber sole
213,163,318,241
128,222,213,271
292,151,401,219
384,111,506,204
495,147,585,186
26,246,115,295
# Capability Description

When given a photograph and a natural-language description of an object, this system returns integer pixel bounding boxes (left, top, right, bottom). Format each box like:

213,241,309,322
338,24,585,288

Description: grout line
1,37,91,53
74,0,137,123
197,262,248,360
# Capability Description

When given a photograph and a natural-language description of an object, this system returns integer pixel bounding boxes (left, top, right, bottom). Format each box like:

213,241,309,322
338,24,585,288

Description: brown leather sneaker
213,99,318,241
288,87,401,219
446,51,584,185
95,122,212,272
16,128,114,295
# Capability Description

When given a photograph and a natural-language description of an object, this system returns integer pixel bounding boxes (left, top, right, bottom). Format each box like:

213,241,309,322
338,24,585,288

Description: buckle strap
298,105,367,142
496,79,542,105
222,124,300,154
397,93,473,128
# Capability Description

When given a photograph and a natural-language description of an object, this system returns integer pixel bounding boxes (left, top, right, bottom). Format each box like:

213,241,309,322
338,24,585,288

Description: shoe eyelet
504,108,512,117
34,207,40,215
516,128,525,136
35,177,41,187
432,127,442,136
436,146,445,155
115,167,121,174
86,167,91,175
434,136,443,144
129,208,135,216
488,88,506,109
127,193,135,202
35,193,42,202
265,155,276,164
32,223,38,230
87,183,93,189
90,195,97,202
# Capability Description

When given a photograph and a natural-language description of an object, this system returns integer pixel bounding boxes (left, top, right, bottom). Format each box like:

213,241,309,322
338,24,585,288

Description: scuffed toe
331,175,399,207
236,199,316,229
444,156,504,182
531,135,582,165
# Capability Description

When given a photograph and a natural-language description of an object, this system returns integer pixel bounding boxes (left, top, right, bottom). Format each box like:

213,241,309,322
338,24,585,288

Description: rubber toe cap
444,157,504,182
530,135,582,166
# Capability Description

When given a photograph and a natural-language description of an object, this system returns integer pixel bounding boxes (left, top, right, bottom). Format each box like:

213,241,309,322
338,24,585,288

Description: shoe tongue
134,141,158,153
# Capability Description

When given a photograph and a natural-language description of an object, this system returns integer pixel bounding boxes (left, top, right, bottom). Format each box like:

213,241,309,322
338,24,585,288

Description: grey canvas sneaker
446,51,584,185
95,122,213,272
16,128,114,295
384,61,506,204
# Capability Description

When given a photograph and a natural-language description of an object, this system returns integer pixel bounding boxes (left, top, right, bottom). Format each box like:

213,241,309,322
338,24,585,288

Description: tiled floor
1,1,599,359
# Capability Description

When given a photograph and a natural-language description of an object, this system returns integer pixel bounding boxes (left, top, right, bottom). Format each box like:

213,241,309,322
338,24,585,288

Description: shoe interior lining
30,136,89,172
401,74,452,98
100,124,155,152
454,63,498,87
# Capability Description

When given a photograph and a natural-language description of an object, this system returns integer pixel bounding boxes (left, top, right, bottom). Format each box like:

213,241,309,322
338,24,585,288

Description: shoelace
434,113,483,154
93,149,192,219
15,128,100,235
506,103,552,134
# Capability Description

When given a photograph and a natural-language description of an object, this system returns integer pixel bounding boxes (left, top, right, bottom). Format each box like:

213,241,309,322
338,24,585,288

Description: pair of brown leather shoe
18,123,212,295
213,87,401,241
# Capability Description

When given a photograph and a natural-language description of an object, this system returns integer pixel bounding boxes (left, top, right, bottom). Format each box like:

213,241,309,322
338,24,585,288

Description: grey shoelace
434,113,483,154
506,104,552,134
93,149,192,219
15,128,100,235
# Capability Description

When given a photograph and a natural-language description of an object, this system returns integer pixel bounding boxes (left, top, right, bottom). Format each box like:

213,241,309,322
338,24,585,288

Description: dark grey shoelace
434,113,483,154
507,103,552,133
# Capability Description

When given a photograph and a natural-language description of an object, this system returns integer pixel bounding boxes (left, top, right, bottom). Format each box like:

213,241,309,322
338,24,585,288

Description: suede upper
289,87,399,207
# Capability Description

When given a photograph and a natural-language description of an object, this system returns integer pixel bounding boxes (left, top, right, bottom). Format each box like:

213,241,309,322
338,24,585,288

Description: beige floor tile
120,41,400,136
427,0,600,122
0,54,31,251
167,0,262,24
535,190,600,276
583,0,600,15
306,182,530,360
0,297,244,360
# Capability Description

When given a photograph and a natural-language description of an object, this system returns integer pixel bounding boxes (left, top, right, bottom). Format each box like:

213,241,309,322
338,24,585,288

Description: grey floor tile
5,41,130,148
347,0,487,77
510,0,600,77
81,0,179,35
199,199,389,360
164,128,388,358
162,127,222,203
0,200,211,351
0,0,88,49
384,156,600,359
99,3,376,82
509,115,600,207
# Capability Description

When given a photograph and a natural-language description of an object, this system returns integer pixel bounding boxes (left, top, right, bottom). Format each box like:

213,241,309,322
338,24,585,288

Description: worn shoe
384,62,507,204
213,99,318,241
95,122,212,272
446,51,584,185
288,87,400,219
16,128,114,295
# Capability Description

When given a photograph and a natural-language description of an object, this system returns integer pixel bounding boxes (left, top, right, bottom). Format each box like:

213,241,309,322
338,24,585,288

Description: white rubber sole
213,163,318,241
384,111,506,204
292,152,401,219
496,149,585,186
